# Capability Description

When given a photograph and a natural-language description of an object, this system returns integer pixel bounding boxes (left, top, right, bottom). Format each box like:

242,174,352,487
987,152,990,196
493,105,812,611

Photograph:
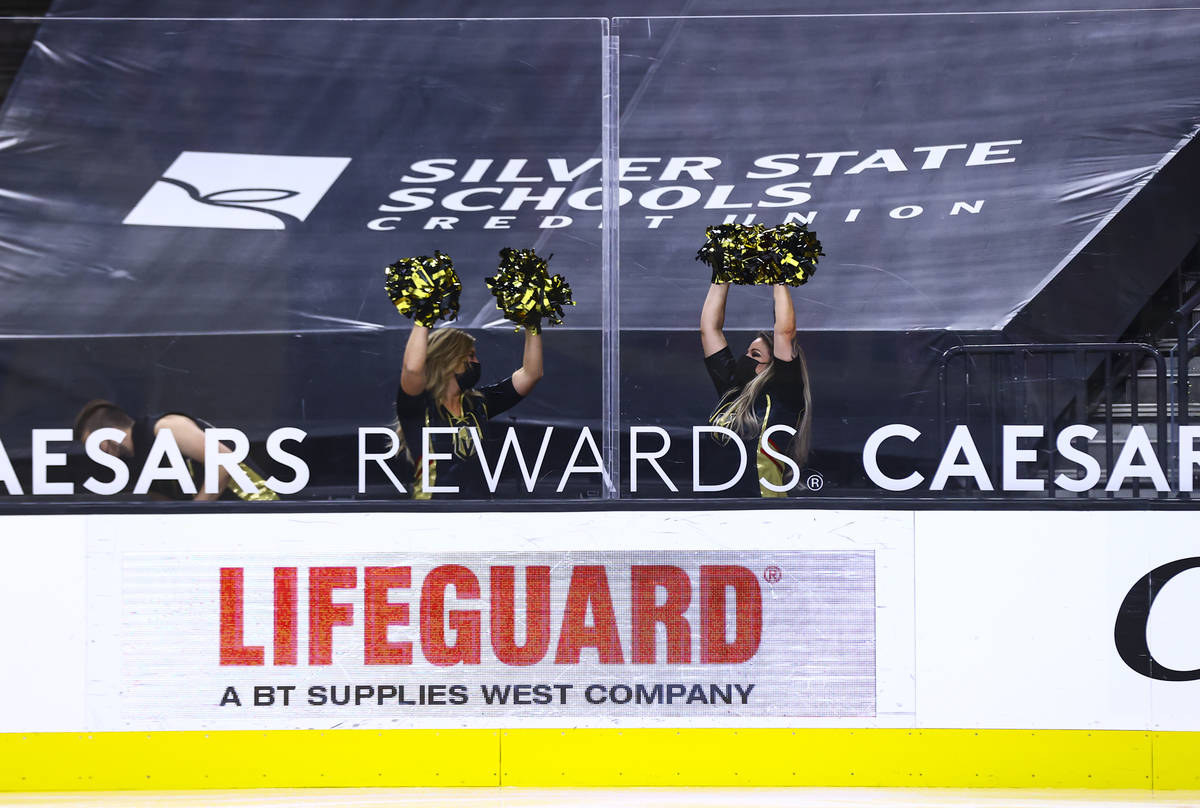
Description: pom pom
758,222,823,286
695,223,769,284
695,222,823,285
485,248,575,334
384,251,462,327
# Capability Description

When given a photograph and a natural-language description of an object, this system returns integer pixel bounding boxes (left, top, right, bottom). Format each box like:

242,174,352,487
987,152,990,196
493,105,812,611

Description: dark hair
73,399,133,442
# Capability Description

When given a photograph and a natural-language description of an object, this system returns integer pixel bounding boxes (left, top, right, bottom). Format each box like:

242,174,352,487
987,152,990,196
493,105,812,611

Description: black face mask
733,355,762,387
456,360,482,391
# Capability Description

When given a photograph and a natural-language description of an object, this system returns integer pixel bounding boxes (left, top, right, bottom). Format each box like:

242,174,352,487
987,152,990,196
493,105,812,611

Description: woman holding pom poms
386,248,570,499
697,223,818,497
396,322,542,499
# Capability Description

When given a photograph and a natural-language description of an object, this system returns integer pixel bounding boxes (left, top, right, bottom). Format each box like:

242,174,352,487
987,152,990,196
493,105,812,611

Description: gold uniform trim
413,395,484,500
710,393,787,497
230,462,279,501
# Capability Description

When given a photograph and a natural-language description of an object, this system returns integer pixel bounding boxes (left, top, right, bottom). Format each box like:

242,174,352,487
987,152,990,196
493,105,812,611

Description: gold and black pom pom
384,251,462,327
695,222,774,284
696,222,823,285
485,247,574,334
758,222,823,286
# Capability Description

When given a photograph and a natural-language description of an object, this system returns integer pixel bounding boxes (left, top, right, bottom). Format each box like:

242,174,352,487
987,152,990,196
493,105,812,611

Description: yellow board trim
1,728,1198,791
0,729,498,791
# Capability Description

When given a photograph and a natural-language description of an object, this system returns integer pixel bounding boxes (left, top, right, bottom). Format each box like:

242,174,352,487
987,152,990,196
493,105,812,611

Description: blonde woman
396,324,543,499
699,283,812,497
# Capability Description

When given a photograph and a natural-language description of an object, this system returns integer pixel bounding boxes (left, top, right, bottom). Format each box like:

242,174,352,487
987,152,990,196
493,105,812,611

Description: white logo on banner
123,151,351,230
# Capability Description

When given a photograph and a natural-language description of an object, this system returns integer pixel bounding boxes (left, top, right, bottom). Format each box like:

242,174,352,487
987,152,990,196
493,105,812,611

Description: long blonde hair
712,331,812,467
394,327,481,463
424,327,481,406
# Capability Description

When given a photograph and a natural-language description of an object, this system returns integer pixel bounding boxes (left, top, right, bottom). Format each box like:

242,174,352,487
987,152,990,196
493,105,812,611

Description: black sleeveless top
703,347,807,497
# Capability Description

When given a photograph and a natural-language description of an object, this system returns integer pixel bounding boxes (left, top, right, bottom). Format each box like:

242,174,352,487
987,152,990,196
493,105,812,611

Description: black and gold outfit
130,413,278,501
394,379,524,499
704,347,806,497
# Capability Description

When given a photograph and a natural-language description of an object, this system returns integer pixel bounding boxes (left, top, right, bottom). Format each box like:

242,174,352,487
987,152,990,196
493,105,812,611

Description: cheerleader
395,324,542,499
699,283,812,496
72,400,277,501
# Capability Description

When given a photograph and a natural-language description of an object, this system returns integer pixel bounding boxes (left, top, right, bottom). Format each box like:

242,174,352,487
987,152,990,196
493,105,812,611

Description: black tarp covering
612,13,1200,331
0,18,605,335
1,6,1199,502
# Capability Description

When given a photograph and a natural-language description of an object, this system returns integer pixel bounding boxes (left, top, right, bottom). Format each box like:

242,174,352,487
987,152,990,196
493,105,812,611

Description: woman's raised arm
772,284,797,361
400,325,430,397
511,328,544,397
700,283,731,358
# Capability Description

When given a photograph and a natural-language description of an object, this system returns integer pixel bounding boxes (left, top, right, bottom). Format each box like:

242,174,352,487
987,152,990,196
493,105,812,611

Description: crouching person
72,400,278,501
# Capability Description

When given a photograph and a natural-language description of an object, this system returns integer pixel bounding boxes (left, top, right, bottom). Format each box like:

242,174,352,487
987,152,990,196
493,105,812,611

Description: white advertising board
914,511,1200,731
2,510,916,732
3,509,1197,733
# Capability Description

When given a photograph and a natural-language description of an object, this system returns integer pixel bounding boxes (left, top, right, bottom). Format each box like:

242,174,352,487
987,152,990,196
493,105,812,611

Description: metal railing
1173,286,1200,431
937,343,1167,498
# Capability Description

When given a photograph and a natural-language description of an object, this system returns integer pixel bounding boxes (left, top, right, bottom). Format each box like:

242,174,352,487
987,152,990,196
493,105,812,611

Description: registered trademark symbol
763,566,782,584
806,472,825,491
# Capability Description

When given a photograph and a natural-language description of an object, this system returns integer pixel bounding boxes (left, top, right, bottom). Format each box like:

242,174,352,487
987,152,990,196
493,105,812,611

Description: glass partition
4,10,1200,506
0,17,607,503
614,11,1200,501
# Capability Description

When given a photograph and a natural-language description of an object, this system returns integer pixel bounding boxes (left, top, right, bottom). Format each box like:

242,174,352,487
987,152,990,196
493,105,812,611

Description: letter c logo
1114,557,1200,681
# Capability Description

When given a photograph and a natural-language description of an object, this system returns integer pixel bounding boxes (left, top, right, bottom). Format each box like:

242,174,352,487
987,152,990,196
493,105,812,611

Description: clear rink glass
612,11,1200,501
2,10,1200,504
0,16,607,504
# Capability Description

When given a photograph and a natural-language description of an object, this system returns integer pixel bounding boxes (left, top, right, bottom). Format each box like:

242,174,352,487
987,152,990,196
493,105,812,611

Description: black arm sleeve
704,346,739,397
480,377,524,419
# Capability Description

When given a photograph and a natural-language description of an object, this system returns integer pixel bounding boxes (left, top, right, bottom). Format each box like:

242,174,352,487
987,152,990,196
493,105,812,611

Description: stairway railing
1173,286,1200,431
937,343,1167,498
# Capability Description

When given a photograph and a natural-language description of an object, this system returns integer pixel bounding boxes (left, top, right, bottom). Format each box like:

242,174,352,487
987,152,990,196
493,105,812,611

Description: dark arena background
1,2,1200,805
